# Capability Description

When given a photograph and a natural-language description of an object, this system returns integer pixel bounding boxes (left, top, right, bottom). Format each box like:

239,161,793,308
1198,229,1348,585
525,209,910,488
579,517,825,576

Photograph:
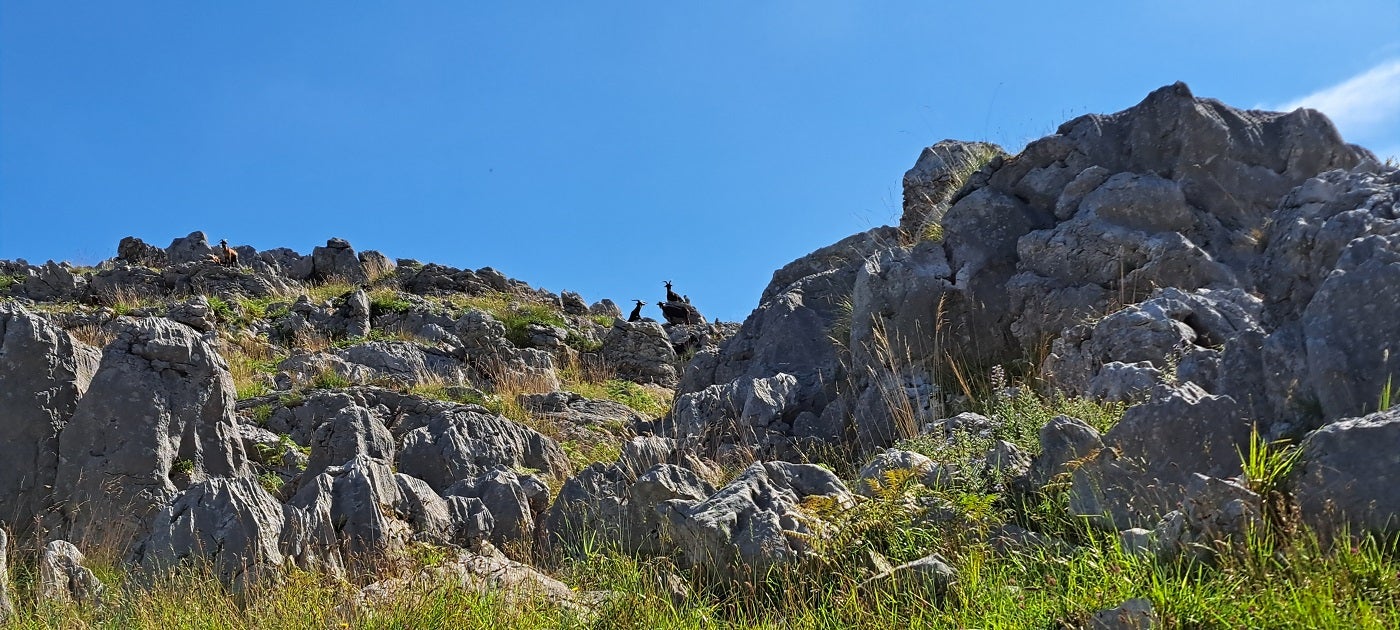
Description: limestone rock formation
0,303,100,535
55,317,249,546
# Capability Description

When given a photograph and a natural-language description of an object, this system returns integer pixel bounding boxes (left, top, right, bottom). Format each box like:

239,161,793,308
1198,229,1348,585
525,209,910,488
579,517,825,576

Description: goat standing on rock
659,281,705,325
628,300,646,322
216,239,239,267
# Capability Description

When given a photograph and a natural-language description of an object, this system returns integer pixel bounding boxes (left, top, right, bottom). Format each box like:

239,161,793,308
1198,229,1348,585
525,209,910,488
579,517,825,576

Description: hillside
2,83,1399,628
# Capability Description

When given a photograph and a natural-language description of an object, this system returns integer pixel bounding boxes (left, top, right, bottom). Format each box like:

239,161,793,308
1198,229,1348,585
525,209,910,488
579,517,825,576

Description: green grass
368,287,414,315
311,368,354,390
7,516,1396,628
0,273,25,292
566,378,672,419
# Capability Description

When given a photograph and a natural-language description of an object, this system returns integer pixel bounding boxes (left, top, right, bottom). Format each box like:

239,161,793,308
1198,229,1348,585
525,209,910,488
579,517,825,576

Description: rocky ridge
1,83,1398,622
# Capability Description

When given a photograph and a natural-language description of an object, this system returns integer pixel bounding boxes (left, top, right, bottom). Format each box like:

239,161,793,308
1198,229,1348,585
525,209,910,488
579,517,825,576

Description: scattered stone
38,540,104,607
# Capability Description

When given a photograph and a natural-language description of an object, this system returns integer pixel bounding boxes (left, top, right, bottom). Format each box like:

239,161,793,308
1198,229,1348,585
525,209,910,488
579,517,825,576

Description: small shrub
206,295,234,321
251,404,274,425
257,472,285,495
171,458,195,476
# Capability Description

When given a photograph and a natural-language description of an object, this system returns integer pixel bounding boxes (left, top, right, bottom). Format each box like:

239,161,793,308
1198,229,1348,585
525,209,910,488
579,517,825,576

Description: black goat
628,300,647,322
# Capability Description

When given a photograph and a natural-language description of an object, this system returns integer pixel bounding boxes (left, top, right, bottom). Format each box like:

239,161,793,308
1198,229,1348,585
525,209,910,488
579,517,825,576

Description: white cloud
1277,59,1400,137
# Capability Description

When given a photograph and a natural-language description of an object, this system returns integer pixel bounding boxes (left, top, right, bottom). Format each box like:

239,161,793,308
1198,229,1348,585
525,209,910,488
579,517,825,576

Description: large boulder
54,317,250,546
310,237,369,284
165,231,218,265
1292,408,1400,539
659,461,854,582
288,455,462,562
38,541,104,606
1069,383,1251,529
132,477,342,590
396,402,570,491
0,303,100,535
600,320,680,387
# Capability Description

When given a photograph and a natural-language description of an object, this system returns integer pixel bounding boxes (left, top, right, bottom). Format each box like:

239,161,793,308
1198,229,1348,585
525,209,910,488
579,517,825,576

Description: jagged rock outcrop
0,303,100,535
132,477,342,590
395,399,570,490
442,468,550,556
542,436,718,557
55,317,250,546
659,461,854,582
601,319,679,387
901,140,1006,238
288,455,464,562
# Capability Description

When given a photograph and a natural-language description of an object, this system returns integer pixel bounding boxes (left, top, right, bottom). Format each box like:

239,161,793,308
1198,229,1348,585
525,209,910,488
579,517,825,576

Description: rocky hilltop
1,83,1398,626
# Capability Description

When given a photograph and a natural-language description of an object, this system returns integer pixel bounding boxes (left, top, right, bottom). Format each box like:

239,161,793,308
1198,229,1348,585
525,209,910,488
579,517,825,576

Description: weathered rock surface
601,320,679,387
0,303,100,535
857,553,957,604
1292,408,1400,538
288,455,460,561
1069,384,1250,529
901,140,1006,238
38,541,104,606
132,477,342,589
55,317,249,545
660,461,853,581
0,531,13,622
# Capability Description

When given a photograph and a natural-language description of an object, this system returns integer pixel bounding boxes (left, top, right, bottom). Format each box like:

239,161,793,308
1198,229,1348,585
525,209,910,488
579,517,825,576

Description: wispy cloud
1276,59,1400,137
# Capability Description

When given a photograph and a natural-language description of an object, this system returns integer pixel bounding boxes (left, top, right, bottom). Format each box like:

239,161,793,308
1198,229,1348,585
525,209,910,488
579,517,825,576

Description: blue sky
2,3,1397,322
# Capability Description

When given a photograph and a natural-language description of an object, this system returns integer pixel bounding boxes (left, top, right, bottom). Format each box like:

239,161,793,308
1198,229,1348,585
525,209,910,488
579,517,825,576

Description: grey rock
560,291,589,315
358,547,594,614
288,455,456,561
344,289,371,338
165,295,217,333
444,496,494,549
542,460,714,558
601,319,679,387
1089,598,1158,630
666,373,799,452
984,440,1031,478
1087,362,1163,404
589,299,623,319
23,261,89,302
311,237,369,284
1070,384,1251,530
358,250,395,281
1023,415,1103,490
304,404,396,478
901,140,1005,238
396,403,570,493
55,317,249,546
444,468,549,556
165,231,217,265
858,553,957,604
1300,234,1400,419
1119,528,1156,558
856,449,946,496
117,236,168,267
1042,288,1262,397
0,303,100,536
1292,408,1400,538
335,341,464,386
1160,474,1262,562
660,461,853,582
0,531,12,622
132,477,342,590
38,540,104,606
